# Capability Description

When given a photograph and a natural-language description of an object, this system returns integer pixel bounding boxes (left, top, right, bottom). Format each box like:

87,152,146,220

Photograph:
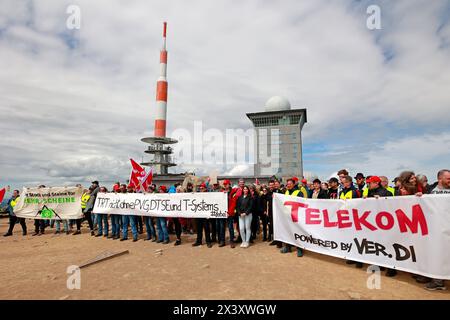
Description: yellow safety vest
299,186,308,198
386,187,395,196
340,190,354,200
362,188,369,198
81,193,90,209
285,189,301,197
11,196,20,208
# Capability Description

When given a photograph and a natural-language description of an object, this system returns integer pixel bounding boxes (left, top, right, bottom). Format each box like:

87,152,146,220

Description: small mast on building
141,22,177,175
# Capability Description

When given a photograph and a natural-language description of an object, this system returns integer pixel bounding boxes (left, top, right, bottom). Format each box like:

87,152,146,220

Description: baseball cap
223,179,231,185
199,183,207,189
159,185,167,192
301,179,307,184
366,176,381,183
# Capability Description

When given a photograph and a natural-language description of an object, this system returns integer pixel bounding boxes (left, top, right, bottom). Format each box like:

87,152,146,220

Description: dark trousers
8,216,27,234
195,218,211,244
34,219,46,233
209,219,217,241
269,214,274,238
136,216,143,232
227,216,235,242
173,218,182,240
251,214,260,239
76,211,94,231
216,218,226,243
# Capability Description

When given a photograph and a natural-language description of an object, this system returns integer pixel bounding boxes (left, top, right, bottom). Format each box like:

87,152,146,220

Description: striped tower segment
154,22,168,137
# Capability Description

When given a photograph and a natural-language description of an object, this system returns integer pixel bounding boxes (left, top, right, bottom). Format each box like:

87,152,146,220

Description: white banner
14,187,83,220
93,192,228,218
273,193,450,280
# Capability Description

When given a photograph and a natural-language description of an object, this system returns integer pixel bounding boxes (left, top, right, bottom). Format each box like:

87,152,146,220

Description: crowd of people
3,168,449,291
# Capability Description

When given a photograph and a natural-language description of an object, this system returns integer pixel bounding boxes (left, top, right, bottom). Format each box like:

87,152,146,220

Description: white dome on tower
264,96,291,112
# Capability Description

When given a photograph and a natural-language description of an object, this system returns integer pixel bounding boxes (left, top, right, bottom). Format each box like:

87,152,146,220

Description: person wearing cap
379,176,395,196
120,186,139,242
392,177,401,195
354,173,367,195
327,177,339,199
192,183,213,248
154,185,170,244
298,178,309,198
364,176,396,277
109,184,123,240
222,179,238,248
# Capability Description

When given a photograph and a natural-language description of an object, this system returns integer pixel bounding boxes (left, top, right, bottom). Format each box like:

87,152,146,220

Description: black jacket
367,187,392,198
236,195,253,215
251,193,262,216
327,188,339,199
311,189,329,199
260,192,273,217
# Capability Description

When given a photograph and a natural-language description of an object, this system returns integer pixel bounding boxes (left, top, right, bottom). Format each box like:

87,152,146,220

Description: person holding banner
172,185,185,246
155,185,170,244
424,169,450,291
281,179,304,257
3,189,27,237
120,186,139,242
74,184,96,236
365,176,397,277
236,185,253,248
95,186,109,238
192,183,213,248
33,185,47,236
143,185,157,243
223,179,238,248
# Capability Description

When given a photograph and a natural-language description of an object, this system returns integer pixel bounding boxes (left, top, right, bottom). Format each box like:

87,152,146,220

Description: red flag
0,188,5,203
141,167,154,192
129,158,146,189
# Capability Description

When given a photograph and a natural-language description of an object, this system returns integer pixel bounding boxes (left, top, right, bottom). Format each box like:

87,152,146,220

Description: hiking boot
120,238,128,241
425,280,446,291
192,242,201,247
207,243,213,248
219,242,225,247
3,232,12,237
386,269,397,277
72,230,81,235
174,239,181,246
95,234,102,237
269,240,278,246
132,238,138,242
163,240,170,244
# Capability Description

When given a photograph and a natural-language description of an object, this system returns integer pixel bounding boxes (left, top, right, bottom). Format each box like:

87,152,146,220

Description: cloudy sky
0,0,449,190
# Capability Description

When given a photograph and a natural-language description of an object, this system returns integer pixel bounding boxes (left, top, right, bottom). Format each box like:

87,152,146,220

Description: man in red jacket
224,180,239,248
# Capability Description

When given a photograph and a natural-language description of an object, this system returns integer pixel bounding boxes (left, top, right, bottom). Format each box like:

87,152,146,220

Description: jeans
96,214,109,236
156,217,169,242
227,216,235,242
216,218,226,243
122,215,138,240
238,213,252,243
55,220,69,232
111,215,121,237
144,217,156,240
91,213,97,228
